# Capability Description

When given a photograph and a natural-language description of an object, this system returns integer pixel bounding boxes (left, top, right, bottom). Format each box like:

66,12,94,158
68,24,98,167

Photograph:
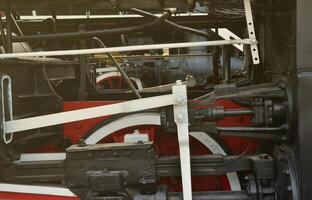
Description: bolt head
176,113,185,122
175,95,185,104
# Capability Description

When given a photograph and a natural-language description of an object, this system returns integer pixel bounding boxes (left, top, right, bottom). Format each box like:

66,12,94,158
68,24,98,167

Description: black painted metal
2,148,274,186
15,16,244,35
65,142,157,199
167,191,250,200
4,0,12,53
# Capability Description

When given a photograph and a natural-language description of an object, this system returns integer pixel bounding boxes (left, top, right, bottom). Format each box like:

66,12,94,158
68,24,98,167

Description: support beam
173,80,192,200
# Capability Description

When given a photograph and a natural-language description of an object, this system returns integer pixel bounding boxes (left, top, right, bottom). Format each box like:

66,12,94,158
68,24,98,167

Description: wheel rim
97,72,143,90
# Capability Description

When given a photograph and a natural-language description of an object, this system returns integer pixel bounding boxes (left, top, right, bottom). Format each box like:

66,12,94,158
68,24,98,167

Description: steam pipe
10,11,170,42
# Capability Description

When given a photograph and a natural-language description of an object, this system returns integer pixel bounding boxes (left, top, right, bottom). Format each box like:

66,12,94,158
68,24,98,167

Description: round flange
274,145,299,200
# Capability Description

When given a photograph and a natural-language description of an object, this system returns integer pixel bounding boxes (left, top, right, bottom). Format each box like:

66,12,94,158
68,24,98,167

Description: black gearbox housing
65,142,157,199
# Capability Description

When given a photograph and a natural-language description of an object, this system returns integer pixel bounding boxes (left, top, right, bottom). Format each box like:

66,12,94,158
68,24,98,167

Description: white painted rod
0,183,76,197
0,39,255,59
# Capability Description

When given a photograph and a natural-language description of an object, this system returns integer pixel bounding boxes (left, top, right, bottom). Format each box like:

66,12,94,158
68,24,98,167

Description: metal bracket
210,28,244,52
0,74,13,144
243,0,260,65
172,80,192,200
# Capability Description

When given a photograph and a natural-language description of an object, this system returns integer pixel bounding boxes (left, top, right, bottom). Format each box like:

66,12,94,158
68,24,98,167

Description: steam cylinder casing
166,56,243,84
181,30,243,84
123,55,243,86
123,28,244,85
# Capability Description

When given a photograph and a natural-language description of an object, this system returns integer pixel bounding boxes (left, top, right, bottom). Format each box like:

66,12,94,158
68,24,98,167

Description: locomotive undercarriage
0,0,308,199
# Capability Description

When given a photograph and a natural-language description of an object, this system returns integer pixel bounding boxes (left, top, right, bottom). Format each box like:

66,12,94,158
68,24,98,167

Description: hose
131,8,220,39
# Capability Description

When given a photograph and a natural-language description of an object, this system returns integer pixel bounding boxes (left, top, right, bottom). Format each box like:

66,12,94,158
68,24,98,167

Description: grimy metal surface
0,0,192,12
297,0,312,199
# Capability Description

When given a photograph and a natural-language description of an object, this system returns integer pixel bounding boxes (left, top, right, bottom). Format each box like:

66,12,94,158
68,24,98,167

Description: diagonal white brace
4,93,176,133
243,0,260,65
172,80,192,200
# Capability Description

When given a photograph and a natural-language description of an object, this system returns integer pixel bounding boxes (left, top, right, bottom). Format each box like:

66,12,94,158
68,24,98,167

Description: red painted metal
7,99,260,199
63,101,117,144
97,76,138,89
